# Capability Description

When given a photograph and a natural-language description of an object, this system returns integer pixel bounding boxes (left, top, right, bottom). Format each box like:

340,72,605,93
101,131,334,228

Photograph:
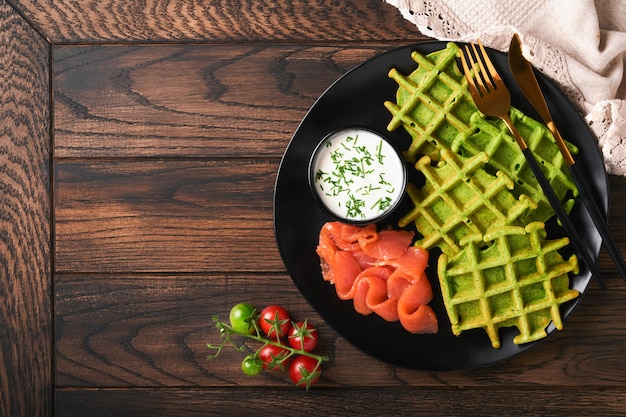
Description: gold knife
508,33,626,285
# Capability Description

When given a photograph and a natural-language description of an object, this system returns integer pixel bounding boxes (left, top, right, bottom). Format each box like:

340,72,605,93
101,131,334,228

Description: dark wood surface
2,0,626,415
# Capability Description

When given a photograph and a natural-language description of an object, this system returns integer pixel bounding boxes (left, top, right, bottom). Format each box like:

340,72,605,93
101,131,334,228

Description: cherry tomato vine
207,303,329,390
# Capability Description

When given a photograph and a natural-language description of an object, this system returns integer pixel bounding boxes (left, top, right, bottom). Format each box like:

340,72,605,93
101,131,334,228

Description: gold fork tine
468,43,490,94
461,42,494,98
474,40,499,92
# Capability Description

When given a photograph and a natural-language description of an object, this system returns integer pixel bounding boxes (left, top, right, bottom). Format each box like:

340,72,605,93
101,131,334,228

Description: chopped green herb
314,131,402,219
376,140,385,165
371,196,393,212
346,194,366,218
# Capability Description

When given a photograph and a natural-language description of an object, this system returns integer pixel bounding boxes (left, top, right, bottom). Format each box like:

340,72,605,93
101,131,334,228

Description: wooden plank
55,274,315,387
0,1,51,416
53,44,414,158
54,272,626,388
54,159,282,273
55,387,626,416
14,0,423,43
52,163,626,276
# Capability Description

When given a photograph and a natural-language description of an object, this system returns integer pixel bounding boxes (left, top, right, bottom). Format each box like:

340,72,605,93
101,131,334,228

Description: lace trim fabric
588,100,626,174
385,0,626,176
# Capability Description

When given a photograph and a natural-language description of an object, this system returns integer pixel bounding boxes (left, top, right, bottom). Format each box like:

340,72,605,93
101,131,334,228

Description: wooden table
2,0,626,415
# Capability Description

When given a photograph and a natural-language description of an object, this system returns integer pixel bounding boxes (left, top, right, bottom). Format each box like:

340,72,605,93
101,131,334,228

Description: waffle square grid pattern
384,42,581,348
384,42,578,224
398,148,536,257
438,222,579,349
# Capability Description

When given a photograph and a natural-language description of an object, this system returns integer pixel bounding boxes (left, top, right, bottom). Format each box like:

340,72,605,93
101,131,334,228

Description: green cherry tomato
241,354,262,376
229,302,257,334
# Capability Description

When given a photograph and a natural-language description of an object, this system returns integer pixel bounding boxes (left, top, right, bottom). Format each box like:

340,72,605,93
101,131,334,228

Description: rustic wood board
3,0,626,414
0,1,51,416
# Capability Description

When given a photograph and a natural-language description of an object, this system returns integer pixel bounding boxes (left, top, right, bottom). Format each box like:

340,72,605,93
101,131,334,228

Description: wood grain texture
53,44,411,158
55,274,317,387
54,159,281,273
54,271,626,388
12,0,423,44
5,0,626,415
54,388,626,417
0,1,51,416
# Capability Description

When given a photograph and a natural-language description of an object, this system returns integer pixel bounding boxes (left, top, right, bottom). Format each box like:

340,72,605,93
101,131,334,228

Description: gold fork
459,41,606,290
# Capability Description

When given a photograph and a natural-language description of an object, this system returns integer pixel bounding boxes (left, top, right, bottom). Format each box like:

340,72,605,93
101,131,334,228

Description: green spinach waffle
385,42,581,347
438,223,579,349
385,42,578,224
398,148,536,257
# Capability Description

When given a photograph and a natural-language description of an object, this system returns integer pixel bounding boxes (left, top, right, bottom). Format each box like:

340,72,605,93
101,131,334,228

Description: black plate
273,41,608,371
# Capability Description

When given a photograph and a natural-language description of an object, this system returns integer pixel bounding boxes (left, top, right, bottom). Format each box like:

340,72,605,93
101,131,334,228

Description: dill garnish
314,133,399,219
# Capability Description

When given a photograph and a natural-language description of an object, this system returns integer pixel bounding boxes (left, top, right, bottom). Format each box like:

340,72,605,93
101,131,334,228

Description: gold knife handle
546,120,575,166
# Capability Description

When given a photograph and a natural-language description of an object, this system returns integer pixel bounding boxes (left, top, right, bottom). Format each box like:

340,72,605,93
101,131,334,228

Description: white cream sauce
311,128,405,222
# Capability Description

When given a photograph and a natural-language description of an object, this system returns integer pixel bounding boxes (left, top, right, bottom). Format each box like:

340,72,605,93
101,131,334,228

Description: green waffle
437,222,579,348
384,42,578,224
385,42,582,347
398,148,536,257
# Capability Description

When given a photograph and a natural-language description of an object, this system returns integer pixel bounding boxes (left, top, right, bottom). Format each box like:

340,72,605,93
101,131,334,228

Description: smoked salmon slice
316,221,438,334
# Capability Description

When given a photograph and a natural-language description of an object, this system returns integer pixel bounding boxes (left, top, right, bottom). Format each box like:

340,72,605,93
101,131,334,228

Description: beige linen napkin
385,0,626,175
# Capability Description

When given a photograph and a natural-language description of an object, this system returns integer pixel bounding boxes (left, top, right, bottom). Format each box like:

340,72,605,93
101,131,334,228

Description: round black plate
273,41,608,371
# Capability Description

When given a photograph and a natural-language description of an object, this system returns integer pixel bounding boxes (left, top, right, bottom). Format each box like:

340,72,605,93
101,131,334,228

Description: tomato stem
209,317,329,364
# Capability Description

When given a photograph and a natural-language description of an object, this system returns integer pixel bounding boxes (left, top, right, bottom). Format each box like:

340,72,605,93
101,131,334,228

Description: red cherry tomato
289,355,321,389
288,321,319,352
259,305,292,339
257,344,290,371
